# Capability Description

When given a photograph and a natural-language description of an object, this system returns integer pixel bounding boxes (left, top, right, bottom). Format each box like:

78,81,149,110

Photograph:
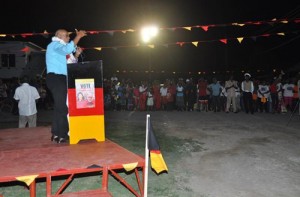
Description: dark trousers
211,95,220,112
271,93,279,112
243,92,254,113
46,73,69,138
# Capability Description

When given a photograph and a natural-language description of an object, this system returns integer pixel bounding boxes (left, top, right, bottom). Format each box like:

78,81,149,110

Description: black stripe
67,61,103,88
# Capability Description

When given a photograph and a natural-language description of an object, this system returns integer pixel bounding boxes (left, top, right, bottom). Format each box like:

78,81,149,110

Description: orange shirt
293,85,298,99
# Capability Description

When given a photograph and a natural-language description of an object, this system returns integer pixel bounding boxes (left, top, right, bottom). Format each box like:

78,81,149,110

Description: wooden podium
67,60,105,144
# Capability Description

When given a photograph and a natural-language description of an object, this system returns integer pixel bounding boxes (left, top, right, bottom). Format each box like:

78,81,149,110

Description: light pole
140,25,159,81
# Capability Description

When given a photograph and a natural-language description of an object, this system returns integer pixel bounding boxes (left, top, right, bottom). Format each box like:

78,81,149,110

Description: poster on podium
67,60,105,144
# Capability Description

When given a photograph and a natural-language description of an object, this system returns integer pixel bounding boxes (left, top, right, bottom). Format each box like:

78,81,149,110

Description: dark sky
1,0,300,79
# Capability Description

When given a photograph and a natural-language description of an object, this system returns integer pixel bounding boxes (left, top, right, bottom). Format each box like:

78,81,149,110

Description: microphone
80,51,85,62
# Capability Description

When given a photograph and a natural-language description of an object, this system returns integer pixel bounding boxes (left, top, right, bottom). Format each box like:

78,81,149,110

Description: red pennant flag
176,42,184,47
200,26,209,31
20,33,34,38
220,39,227,44
87,31,99,35
21,47,30,52
148,120,168,174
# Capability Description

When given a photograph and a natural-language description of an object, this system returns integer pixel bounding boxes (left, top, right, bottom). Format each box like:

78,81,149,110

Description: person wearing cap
241,73,254,114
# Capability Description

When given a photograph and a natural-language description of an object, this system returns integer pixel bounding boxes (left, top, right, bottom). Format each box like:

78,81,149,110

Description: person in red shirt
197,78,209,112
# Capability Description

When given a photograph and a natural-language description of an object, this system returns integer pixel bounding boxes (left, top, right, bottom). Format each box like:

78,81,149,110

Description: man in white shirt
241,73,254,114
225,75,238,113
14,76,40,128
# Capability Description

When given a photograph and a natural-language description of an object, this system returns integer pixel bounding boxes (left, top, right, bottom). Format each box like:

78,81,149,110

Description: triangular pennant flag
42,30,49,38
237,37,244,43
220,39,227,44
148,120,168,174
20,33,34,38
94,47,102,51
277,33,285,36
126,29,135,32
280,20,288,24
88,31,99,34
192,42,198,47
21,47,30,53
16,175,38,186
87,164,102,169
176,42,184,47
232,23,245,26
200,26,209,31
123,162,138,172
183,27,192,31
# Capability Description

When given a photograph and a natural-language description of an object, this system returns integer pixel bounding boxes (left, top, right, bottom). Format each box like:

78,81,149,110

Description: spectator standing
241,73,254,114
197,77,209,112
176,80,185,111
13,76,40,128
207,77,222,112
257,80,270,113
225,75,238,113
282,79,294,112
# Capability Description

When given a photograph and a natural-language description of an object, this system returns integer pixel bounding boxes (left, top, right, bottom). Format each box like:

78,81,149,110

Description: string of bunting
86,30,299,51
1,17,299,52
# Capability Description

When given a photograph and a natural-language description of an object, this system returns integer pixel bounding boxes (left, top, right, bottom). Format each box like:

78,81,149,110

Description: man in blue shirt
46,29,86,143
208,77,222,112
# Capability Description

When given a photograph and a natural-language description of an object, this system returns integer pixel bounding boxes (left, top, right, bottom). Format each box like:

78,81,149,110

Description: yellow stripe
150,152,168,174
69,115,105,144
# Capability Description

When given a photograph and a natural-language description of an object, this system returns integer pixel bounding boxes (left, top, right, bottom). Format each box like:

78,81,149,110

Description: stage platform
0,127,145,197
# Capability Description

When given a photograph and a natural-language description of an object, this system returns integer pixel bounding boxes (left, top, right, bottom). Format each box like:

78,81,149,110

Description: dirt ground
1,109,300,197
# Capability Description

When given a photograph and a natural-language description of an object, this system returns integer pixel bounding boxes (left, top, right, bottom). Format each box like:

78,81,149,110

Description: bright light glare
141,26,159,43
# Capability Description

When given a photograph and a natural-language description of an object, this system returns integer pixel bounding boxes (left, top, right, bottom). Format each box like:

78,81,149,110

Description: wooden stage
0,127,145,197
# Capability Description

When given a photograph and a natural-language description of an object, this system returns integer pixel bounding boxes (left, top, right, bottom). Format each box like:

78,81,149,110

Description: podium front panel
67,61,105,144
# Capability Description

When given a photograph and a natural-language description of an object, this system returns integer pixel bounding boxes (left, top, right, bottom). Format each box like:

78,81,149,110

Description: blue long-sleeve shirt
46,40,76,75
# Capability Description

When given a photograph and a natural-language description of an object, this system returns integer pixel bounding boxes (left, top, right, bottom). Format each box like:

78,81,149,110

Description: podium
67,60,105,144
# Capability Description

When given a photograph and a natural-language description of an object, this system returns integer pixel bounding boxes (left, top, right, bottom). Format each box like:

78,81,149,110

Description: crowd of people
103,72,300,115
1,71,299,118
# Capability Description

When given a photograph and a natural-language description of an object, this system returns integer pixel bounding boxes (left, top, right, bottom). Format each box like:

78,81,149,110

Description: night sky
1,0,300,80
